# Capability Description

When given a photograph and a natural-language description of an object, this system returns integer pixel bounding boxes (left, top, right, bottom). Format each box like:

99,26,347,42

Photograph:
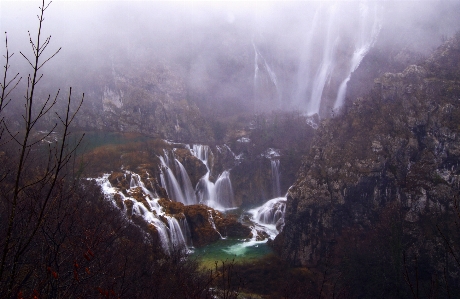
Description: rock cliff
74,60,214,143
274,33,460,267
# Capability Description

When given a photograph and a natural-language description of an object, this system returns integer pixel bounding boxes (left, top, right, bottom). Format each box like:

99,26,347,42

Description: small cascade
158,151,197,205
249,197,287,239
179,217,193,247
214,171,235,208
192,144,210,166
208,210,224,239
93,172,191,254
253,41,259,86
220,197,287,257
252,197,286,227
195,172,217,207
271,159,281,198
191,145,236,210
129,174,138,188
156,145,236,210
175,159,197,205
159,156,188,204
167,217,188,250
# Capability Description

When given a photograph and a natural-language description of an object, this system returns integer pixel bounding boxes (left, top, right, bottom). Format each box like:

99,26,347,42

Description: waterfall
253,41,282,111
167,217,188,250
179,217,193,247
252,197,286,226
159,156,188,204
192,144,210,166
214,170,235,208
271,159,281,198
175,159,197,205
128,171,157,200
208,210,223,239
195,172,216,206
93,172,191,254
307,4,338,115
249,197,287,238
293,7,320,109
334,2,381,110
158,151,197,205
251,2,383,115
191,145,236,210
253,41,259,87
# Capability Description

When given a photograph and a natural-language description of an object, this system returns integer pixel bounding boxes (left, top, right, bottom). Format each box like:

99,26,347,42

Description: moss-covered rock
158,198,251,247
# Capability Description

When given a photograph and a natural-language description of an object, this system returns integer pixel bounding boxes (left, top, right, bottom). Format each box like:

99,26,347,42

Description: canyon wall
274,33,460,267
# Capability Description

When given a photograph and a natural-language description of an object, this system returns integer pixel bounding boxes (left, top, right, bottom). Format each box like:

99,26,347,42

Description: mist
2,0,460,117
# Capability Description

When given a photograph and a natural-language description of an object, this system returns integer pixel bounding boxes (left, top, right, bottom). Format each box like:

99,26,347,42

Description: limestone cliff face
274,33,460,267
75,61,214,143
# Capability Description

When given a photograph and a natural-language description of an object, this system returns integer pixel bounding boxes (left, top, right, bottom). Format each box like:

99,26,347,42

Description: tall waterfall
334,2,381,110
253,2,382,116
253,42,282,112
271,159,281,198
307,4,338,115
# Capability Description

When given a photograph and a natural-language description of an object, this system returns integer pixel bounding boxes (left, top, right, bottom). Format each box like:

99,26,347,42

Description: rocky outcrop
159,198,251,247
173,148,208,187
75,61,214,143
228,112,316,207
274,33,460,267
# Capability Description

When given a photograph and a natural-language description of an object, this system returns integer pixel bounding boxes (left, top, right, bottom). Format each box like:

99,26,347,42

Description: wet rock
108,172,130,190
157,198,250,247
173,148,208,187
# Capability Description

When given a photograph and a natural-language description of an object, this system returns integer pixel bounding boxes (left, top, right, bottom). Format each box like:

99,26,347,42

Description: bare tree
0,0,84,296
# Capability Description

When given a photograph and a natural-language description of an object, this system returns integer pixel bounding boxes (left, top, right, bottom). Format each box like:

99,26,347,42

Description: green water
74,131,274,268
73,131,149,154
191,238,273,269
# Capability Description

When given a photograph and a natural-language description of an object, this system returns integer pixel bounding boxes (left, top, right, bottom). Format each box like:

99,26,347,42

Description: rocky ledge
159,198,251,247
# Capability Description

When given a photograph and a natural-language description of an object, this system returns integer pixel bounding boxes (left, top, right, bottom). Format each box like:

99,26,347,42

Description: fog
1,0,460,117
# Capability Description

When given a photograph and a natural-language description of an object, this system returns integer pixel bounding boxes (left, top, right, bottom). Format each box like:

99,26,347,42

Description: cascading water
207,210,223,239
167,217,188,250
159,151,197,205
293,7,320,109
243,196,287,251
250,197,286,232
308,4,338,115
95,142,285,260
252,2,382,116
159,155,188,204
175,158,197,205
253,41,282,112
214,170,235,208
334,2,381,110
191,145,236,210
179,217,193,247
94,172,192,254
219,196,287,257
271,159,281,198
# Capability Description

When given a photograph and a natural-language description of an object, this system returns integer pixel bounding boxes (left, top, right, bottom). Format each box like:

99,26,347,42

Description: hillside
274,32,460,297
